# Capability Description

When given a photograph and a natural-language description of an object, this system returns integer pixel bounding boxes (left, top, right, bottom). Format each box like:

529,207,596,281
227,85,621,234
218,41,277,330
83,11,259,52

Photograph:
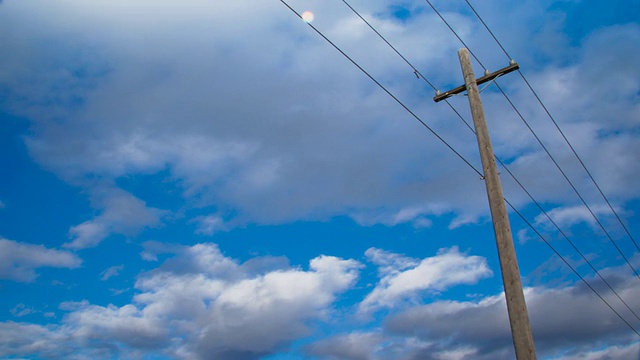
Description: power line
337,0,476,134
335,0,640,329
277,0,482,178
424,0,486,70
424,0,640,281
506,198,640,337
278,0,640,336
463,0,640,254
338,0,435,89
463,0,512,59
494,81,640,281
498,157,640,324
424,0,640,322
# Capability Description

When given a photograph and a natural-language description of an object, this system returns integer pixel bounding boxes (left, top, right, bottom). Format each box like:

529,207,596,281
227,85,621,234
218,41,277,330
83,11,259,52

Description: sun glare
301,11,314,23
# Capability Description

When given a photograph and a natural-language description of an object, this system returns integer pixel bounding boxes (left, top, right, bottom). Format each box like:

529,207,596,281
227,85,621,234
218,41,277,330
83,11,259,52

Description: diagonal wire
339,0,436,89
506,198,640,337
336,0,640,328
279,0,640,334
499,157,640,323
463,0,512,59
424,0,486,70
494,81,640,281
337,0,476,133
463,0,640,254
424,0,640,281
277,0,482,178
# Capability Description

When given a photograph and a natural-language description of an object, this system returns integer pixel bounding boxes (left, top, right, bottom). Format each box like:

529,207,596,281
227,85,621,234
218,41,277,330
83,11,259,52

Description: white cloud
359,247,492,313
351,206,438,229
0,322,70,359
58,300,90,312
534,204,619,229
67,221,108,250
308,262,640,360
0,238,82,282
192,255,361,359
139,240,180,262
0,0,500,229
65,186,166,249
99,265,124,281
1,242,639,360
382,275,640,359
193,214,228,236
497,23,640,206
10,304,34,318
0,0,636,232
63,303,168,349
0,242,361,360
306,331,482,360
556,342,640,360
304,331,386,360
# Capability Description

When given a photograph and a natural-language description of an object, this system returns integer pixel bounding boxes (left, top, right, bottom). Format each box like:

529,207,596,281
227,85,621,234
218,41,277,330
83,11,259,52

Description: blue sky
1,0,639,359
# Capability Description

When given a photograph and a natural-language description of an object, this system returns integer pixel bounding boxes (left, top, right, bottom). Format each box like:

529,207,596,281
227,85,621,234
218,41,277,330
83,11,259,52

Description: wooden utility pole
435,48,536,360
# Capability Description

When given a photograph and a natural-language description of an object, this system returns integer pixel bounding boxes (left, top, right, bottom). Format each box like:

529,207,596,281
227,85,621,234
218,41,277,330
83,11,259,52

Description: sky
0,0,639,359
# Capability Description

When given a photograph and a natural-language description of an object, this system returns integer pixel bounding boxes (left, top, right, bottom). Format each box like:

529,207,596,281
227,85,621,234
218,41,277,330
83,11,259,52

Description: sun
301,11,314,23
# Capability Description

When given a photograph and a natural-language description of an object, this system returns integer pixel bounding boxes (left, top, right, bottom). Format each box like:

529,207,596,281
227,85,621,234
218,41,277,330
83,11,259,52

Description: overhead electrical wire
494,79,640,281
424,0,486,70
277,0,482,178
498,156,640,324
506,198,640,337
422,0,640,281
339,0,436,89
462,0,511,59
336,0,476,133
277,0,640,336
337,0,640,333
463,0,640,254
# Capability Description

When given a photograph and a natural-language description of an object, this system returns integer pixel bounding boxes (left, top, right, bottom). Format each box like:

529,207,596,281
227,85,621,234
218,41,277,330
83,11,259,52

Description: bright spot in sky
301,11,314,23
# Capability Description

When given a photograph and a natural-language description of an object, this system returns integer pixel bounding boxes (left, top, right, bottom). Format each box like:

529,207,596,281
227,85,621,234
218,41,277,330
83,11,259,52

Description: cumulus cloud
359,269,640,360
384,279,640,359
0,238,82,282
191,255,361,359
65,303,168,350
0,242,361,360
359,247,492,313
307,262,640,360
0,322,70,359
0,0,514,230
2,243,639,360
0,0,637,232
0,1,638,358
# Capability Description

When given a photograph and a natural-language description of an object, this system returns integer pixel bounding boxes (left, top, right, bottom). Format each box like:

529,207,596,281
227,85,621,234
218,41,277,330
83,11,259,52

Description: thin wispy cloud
0,238,82,282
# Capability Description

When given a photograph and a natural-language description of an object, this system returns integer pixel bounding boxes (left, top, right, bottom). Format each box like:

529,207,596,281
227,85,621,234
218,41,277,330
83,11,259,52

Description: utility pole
434,48,537,360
